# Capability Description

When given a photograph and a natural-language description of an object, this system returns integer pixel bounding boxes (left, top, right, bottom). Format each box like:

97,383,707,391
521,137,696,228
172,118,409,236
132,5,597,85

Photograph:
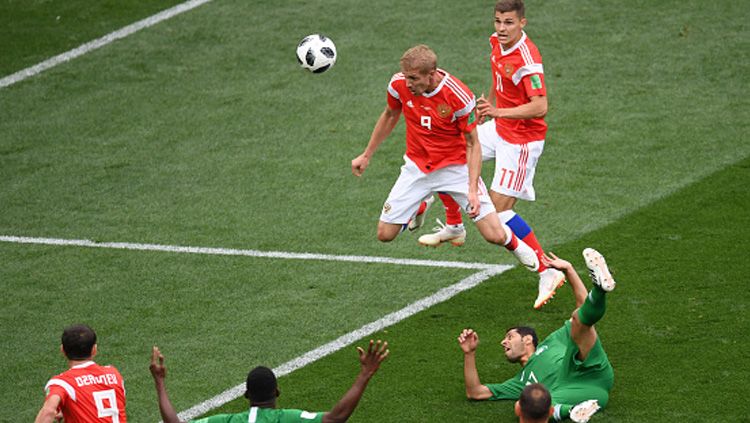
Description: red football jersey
387,69,478,173
490,31,547,144
44,361,127,422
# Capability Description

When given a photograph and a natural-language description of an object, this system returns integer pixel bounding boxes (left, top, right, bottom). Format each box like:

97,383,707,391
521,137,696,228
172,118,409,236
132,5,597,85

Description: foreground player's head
515,383,553,423
494,0,527,48
61,324,97,361
502,326,538,363
400,44,438,96
245,366,279,405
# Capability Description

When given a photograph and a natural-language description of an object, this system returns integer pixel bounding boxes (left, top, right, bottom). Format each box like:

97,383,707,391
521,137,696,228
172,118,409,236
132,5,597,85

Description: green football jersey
485,320,614,408
192,406,324,423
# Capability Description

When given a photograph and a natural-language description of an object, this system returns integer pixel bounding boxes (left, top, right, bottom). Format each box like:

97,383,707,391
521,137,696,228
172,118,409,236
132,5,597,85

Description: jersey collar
422,69,448,98
499,31,527,56
71,361,96,369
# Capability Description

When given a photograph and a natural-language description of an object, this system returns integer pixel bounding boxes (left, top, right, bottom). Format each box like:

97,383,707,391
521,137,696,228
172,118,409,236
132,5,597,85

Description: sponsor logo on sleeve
530,74,542,89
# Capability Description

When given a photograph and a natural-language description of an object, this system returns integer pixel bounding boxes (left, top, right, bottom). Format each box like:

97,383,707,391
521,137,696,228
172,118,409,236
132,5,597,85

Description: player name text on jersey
74,373,119,387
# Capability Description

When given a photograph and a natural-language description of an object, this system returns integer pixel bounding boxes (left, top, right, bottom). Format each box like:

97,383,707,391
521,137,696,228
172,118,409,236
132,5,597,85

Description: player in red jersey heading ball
352,44,539,274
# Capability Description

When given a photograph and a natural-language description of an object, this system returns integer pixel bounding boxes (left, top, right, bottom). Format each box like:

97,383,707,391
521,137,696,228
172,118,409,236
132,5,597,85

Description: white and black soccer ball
296,34,337,73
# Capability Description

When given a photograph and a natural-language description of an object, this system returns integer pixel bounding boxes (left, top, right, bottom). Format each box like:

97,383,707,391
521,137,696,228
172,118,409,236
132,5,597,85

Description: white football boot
511,238,539,272
408,195,435,232
533,268,566,309
570,399,601,423
583,248,616,292
418,219,466,247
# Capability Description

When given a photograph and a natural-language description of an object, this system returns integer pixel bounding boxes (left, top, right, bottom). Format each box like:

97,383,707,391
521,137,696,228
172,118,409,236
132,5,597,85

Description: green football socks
577,285,607,326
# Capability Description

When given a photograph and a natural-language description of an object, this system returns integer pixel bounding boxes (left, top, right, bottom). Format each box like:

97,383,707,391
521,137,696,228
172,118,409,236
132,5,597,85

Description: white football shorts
380,155,495,224
477,120,545,201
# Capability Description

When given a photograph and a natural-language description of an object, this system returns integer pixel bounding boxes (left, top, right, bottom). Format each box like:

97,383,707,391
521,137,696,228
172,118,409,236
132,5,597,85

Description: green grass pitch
1,0,748,421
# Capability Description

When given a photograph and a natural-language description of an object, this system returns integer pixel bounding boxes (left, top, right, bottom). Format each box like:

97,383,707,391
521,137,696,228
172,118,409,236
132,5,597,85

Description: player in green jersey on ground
458,248,617,422
150,339,389,423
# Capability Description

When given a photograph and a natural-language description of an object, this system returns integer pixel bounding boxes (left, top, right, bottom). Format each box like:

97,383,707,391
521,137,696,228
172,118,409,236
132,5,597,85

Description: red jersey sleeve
386,73,404,110
443,75,477,134
521,72,546,98
455,106,478,134
45,379,73,404
515,42,546,98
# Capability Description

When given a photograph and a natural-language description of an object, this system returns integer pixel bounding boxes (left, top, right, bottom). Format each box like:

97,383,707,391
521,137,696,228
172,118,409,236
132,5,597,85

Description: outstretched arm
542,252,588,307
149,346,184,423
351,106,401,177
457,329,493,400
322,340,389,423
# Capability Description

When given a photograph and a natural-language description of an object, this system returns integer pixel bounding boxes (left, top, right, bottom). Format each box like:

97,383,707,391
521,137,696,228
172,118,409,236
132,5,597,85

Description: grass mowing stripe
0,0,213,88
174,266,511,421
0,235,502,270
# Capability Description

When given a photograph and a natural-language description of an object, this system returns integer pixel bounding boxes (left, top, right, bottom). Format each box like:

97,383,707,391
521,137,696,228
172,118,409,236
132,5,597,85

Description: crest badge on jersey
437,103,452,118
504,63,514,77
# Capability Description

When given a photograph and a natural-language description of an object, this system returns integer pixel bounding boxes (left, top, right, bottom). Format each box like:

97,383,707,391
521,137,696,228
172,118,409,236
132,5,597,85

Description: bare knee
377,232,396,242
475,215,506,245
490,192,517,212
482,231,504,245
377,223,399,242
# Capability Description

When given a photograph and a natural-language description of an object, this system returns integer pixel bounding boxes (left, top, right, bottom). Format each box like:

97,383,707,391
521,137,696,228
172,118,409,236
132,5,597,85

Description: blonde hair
400,44,437,74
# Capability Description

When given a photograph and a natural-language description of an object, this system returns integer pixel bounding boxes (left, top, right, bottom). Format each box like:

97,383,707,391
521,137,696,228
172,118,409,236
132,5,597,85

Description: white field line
0,0,213,89
0,234,513,420
174,266,511,421
0,235,503,270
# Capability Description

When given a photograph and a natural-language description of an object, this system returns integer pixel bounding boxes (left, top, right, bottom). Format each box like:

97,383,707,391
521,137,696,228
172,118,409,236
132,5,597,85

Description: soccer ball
296,34,337,73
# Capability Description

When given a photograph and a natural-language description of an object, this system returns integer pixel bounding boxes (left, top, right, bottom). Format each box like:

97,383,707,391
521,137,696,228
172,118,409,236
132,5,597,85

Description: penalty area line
172,266,512,421
0,0,214,89
0,235,503,270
